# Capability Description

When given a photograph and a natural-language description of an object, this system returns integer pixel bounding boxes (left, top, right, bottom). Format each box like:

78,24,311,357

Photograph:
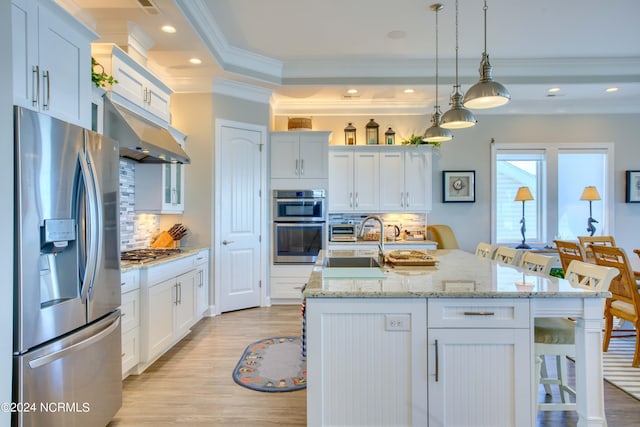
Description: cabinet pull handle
43,70,50,110
32,65,39,106
178,283,182,304
349,192,353,208
172,188,177,205
434,339,439,382
174,284,179,305
406,192,410,207
295,159,299,176
400,192,404,208
463,311,495,316
147,89,152,105
355,192,359,207
300,159,304,175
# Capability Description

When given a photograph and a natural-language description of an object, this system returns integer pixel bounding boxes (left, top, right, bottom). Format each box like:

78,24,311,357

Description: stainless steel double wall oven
272,190,326,264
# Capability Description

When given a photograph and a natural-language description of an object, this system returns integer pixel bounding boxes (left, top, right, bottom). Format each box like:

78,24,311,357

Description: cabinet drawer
121,327,139,376
428,298,529,328
121,290,140,332
121,269,140,293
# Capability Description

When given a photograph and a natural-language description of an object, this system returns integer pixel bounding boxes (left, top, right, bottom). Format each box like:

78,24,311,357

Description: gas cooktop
120,248,183,264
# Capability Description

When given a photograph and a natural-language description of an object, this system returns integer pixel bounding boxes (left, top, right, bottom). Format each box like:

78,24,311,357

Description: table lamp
514,186,534,249
580,186,601,236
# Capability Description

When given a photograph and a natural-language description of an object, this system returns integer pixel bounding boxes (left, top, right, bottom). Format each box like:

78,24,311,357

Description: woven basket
288,117,312,130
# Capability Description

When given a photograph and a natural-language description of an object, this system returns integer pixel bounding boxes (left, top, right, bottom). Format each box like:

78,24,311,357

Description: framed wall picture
442,170,475,203
625,170,640,203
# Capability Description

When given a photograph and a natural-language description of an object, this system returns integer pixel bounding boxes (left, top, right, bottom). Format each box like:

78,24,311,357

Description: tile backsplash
119,158,160,250
328,212,427,234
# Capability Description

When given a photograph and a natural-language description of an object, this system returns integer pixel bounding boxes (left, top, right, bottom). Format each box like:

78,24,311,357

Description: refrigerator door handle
84,149,104,301
77,152,99,304
28,314,121,369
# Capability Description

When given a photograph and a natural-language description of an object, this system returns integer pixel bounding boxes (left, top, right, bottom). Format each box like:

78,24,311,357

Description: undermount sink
323,257,381,268
321,256,387,279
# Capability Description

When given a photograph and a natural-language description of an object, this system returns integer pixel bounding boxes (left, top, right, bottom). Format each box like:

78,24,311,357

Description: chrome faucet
359,215,385,265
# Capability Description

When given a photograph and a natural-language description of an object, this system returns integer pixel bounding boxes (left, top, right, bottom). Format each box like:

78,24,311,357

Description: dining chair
426,225,459,249
493,246,519,265
519,252,553,274
577,235,616,262
474,242,495,259
591,245,640,367
534,260,619,411
554,240,586,273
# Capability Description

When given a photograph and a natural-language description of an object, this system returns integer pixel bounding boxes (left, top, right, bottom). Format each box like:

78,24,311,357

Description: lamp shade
580,186,601,201
514,186,534,202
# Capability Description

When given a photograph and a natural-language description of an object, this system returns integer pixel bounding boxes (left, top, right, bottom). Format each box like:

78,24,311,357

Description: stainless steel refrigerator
13,106,122,427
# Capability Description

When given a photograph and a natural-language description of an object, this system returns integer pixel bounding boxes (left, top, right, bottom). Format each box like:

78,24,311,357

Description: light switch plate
385,314,411,331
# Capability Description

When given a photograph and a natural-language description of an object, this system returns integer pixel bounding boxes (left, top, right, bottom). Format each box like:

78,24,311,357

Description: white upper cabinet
271,131,331,179
328,149,379,212
380,148,432,212
329,146,432,213
91,44,172,125
12,0,96,127
135,162,185,214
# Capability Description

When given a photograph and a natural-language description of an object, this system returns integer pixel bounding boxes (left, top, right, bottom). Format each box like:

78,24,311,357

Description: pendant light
423,3,453,143
462,0,510,109
441,0,477,129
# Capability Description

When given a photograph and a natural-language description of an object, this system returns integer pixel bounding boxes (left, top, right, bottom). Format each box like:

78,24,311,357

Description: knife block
150,231,177,248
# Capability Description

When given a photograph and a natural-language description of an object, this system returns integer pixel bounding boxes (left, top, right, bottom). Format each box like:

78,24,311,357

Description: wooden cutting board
385,250,439,266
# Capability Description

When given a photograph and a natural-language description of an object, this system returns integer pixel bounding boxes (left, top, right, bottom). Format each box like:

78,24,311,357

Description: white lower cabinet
270,264,312,304
306,299,428,426
120,269,140,378
135,250,210,373
145,270,196,365
120,288,140,378
194,250,210,318
427,299,532,427
307,297,533,427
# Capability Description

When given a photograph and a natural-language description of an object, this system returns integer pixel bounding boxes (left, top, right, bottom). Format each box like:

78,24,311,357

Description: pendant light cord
483,0,488,56
454,0,459,88
435,5,439,109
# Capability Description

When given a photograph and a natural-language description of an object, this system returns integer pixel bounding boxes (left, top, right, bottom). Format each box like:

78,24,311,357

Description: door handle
222,240,234,245
32,65,39,106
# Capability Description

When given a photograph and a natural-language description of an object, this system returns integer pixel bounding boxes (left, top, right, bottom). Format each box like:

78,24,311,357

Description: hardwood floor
108,305,638,426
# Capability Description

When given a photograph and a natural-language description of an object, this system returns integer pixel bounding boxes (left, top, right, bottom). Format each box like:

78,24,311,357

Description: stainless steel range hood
103,97,190,164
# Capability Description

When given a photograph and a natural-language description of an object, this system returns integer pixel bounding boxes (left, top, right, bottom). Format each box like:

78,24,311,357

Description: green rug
232,336,307,392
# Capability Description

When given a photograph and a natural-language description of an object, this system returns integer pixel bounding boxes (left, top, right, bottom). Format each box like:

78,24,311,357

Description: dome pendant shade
463,53,510,109
423,109,453,143
441,89,477,129
463,0,510,110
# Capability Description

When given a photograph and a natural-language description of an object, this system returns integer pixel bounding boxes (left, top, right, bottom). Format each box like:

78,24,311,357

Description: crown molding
213,78,273,104
175,0,283,84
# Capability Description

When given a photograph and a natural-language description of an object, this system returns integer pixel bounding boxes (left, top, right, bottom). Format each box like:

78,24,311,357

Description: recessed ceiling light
548,87,561,93
347,89,358,94
189,58,202,65
161,25,176,34
606,87,619,92
404,88,415,94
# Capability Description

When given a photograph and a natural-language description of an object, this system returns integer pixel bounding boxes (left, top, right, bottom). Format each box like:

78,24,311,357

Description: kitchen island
304,249,609,427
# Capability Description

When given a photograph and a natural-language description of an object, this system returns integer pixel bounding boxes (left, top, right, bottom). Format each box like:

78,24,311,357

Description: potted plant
400,133,440,148
91,57,118,88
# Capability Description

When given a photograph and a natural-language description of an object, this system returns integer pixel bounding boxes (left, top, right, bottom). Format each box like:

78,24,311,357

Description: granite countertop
121,246,209,272
303,249,610,299
328,239,438,245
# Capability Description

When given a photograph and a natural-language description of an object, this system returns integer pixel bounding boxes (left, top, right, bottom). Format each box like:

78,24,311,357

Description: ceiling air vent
136,0,160,15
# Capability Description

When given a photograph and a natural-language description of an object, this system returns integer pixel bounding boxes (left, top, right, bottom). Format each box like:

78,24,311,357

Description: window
492,144,613,246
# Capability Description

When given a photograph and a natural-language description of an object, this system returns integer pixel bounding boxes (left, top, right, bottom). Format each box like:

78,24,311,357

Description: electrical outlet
385,314,411,331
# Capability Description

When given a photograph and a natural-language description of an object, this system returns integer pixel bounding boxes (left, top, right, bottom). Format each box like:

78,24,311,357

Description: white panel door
379,150,405,211
354,151,379,211
404,150,431,211
219,125,263,312
427,328,532,427
328,150,354,212
270,132,300,179
299,133,328,178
